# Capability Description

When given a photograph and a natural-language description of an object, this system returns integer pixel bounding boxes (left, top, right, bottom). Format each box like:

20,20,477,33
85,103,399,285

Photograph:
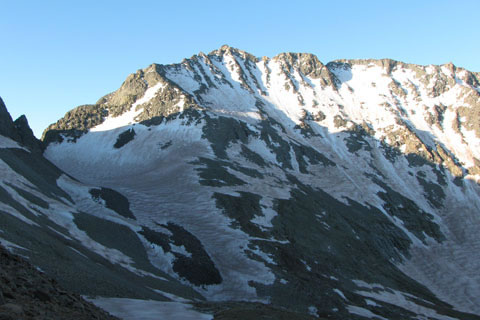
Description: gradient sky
1,0,479,137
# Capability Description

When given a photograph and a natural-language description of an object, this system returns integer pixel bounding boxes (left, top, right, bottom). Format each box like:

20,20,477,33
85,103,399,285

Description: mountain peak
42,48,480,150
0,96,18,140
0,97,44,152
5,47,480,319
14,114,43,152
209,44,259,62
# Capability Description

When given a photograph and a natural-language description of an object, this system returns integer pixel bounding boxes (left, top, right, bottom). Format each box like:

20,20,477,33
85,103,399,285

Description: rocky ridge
0,98,42,153
2,46,480,319
43,46,480,181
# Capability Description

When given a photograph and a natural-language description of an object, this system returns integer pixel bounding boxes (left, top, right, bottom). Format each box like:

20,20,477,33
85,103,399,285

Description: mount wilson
1,45,480,319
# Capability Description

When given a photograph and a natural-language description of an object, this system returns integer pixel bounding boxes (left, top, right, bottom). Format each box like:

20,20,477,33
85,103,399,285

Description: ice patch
353,280,459,320
87,297,213,320
333,288,347,300
347,305,388,320
365,299,378,307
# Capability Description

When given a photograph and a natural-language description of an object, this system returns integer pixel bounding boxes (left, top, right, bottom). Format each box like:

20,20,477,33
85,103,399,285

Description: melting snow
346,305,388,320
0,237,29,252
0,135,28,150
87,297,213,320
333,288,347,300
353,280,460,320
42,52,480,315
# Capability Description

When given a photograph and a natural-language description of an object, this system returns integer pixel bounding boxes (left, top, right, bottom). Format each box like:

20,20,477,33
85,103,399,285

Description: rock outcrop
0,244,118,320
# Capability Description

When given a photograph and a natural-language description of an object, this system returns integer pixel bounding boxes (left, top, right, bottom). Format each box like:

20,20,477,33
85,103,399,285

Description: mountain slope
31,46,480,318
0,243,120,320
0,98,220,318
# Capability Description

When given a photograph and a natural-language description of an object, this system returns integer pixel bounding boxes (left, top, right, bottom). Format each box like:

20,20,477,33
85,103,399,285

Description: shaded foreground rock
0,244,118,320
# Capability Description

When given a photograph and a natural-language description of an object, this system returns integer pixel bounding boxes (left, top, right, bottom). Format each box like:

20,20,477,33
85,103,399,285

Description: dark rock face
89,187,136,220
140,223,223,286
0,97,20,142
113,128,136,149
165,223,223,286
14,115,43,153
0,244,118,320
0,97,43,153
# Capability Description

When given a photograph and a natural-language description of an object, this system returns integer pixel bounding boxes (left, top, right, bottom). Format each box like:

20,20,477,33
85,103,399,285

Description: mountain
2,45,480,319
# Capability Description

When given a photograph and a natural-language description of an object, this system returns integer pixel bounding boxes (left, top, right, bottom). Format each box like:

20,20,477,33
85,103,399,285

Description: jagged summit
5,47,480,319
0,96,42,152
42,46,480,180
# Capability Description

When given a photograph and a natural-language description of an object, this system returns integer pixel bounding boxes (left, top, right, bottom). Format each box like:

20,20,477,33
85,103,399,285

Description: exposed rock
89,187,136,220
42,104,107,145
164,222,223,286
275,52,338,88
0,244,118,320
0,97,20,143
10,47,480,319
333,114,348,128
113,128,136,149
0,303,24,317
314,110,326,122
107,70,148,111
0,98,43,152
13,115,43,153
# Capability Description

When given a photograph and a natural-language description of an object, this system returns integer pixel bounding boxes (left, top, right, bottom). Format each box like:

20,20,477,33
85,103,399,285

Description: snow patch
0,135,28,150
346,305,388,320
308,306,318,317
87,297,213,320
0,238,29,252
333,288,347,300
353,280,459,320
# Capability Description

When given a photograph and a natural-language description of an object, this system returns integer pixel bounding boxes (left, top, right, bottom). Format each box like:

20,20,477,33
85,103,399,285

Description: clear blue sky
1,0,479,137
